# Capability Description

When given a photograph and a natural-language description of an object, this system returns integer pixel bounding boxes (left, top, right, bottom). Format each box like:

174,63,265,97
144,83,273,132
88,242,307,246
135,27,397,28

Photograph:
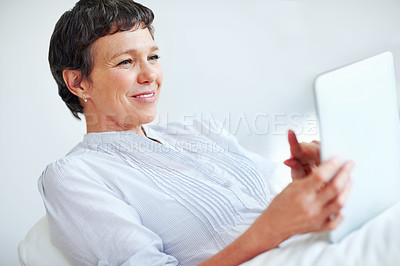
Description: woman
40,0,354,265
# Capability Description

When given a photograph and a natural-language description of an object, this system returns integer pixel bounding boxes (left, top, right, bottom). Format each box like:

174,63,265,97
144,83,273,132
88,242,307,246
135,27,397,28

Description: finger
283,158,301,168
303,163,315,176
288,130,303,159
285,152,318,176
338,178,353,205
321,180,352,219
312,140,320,145
292,169,306,180
322,212,344,231
299,142,321,166
318,161,354,204
284,159,307,179
309,157,343,189
289,137,321,168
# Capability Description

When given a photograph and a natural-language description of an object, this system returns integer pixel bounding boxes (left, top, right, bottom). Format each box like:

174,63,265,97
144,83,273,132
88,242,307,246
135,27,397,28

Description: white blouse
38,119,288,265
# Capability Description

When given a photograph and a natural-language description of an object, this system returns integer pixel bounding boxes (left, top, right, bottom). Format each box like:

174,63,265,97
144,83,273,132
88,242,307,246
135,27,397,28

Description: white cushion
242,201,400,266
18,216,71,266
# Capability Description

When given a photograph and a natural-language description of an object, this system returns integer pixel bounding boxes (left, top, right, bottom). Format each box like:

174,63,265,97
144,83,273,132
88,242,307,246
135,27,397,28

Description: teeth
135,93,154,98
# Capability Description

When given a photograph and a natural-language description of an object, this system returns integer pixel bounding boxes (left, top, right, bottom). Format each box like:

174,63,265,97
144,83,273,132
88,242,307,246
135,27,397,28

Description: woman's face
82,27,163,133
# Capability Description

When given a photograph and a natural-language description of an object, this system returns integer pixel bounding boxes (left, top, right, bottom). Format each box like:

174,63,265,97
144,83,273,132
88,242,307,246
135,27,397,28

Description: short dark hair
48,0,155,119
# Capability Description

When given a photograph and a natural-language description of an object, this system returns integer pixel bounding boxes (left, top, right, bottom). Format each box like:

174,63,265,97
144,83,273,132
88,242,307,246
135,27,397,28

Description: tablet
314,51,400,242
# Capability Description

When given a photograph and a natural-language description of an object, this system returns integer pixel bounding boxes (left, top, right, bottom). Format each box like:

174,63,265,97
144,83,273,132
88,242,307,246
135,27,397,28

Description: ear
62,69,89,99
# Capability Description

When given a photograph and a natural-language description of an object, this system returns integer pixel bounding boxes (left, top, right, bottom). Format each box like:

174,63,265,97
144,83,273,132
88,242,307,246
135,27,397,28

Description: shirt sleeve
38,157,179,266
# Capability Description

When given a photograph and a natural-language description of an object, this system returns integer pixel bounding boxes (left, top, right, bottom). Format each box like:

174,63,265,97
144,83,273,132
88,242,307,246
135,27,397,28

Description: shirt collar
82,125,164,146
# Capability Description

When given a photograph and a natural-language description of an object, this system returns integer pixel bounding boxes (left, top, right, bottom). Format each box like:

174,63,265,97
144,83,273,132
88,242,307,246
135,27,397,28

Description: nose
137,62,157,85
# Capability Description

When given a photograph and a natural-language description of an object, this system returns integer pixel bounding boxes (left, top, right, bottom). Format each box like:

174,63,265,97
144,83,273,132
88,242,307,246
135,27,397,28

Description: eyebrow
110,46,159,60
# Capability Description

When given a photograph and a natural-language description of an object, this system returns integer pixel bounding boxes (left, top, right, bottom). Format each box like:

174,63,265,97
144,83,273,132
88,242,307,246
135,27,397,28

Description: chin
140,115,156,125
138,110,158,125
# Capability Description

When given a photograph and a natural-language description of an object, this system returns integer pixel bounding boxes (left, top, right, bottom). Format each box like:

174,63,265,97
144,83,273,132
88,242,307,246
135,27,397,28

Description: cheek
112,70,132,85
106,71,137,97
156,66,164,86
90,73,130,102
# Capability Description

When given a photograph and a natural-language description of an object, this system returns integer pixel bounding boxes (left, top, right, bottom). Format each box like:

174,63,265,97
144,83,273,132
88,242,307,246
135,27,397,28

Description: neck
84,113,145,137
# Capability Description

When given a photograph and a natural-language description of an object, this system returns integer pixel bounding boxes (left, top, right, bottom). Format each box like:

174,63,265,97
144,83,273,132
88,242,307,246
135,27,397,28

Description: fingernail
284,159,293,166
285,158,300,167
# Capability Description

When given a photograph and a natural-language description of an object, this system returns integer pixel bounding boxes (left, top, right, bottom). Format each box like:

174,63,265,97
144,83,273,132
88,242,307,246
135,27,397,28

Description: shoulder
38,145,120,192
39,151,92,190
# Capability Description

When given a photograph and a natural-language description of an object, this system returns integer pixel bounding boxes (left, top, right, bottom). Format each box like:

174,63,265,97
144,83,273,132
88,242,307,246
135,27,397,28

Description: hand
199,158,354,266
284,130,321,180
248,157,354,249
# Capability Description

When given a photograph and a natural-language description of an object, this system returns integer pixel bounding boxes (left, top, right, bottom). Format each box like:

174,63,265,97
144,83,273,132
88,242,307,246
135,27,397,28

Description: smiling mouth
130,90,157,103
132,92,155,98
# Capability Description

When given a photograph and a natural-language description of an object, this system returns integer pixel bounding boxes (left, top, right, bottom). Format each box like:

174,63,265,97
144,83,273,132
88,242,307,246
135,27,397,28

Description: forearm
198,221,286,266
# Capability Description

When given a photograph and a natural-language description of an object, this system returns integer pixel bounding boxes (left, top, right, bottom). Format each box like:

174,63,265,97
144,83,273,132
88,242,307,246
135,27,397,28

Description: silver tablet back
314,51,400,242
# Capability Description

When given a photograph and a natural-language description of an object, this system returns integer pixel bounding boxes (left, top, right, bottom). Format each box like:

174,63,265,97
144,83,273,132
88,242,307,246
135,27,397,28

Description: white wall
1,0,399,265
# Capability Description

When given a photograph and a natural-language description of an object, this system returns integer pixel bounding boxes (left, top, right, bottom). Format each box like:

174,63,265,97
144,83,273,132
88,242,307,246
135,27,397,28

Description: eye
148,55,160,61
117,59,133,66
